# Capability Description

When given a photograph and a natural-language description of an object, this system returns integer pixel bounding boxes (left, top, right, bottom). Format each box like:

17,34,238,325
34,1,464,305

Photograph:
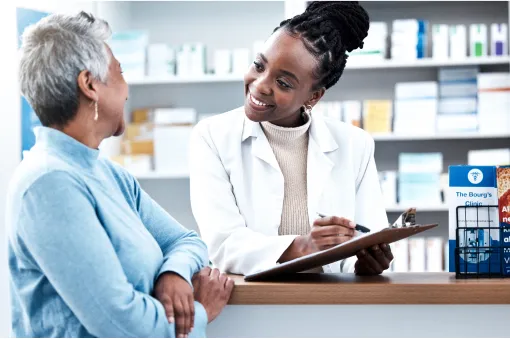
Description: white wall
0,2,21,337
0,2,98,336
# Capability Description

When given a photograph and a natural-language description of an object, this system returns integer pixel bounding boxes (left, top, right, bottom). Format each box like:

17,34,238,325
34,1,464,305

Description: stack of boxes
477,73,510,134
314,71,509,138
362,100,392,134
313,101,361,127
393,81,437,135
314,100,392,133
398,152,443,206
391,19,428,60
112,109,154,173
348,22,388,64
342,101,362,128
437,67,479,133
111,108,197,175
153,108,196,175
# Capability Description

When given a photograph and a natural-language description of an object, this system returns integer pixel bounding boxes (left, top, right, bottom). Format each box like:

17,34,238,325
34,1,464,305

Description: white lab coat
189,107,388,275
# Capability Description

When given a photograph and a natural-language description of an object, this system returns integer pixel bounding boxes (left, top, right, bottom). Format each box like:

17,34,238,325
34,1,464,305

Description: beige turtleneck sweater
261,113,311,236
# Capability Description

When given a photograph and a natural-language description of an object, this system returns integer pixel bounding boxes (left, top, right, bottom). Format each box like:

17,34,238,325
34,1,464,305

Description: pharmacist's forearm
278,236,309,263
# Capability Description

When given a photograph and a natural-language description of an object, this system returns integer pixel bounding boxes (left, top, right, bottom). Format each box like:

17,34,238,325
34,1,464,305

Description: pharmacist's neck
268,110,309,128
53,115,104,150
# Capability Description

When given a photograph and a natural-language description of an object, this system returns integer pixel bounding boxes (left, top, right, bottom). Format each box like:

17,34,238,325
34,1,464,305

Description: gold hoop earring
94,101,99,121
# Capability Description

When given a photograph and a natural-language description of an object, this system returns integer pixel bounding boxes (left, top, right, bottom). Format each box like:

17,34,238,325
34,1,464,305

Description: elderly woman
6,11,233,338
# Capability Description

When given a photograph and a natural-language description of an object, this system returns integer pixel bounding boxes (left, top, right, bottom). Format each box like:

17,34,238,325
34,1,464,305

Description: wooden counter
227,272,510,305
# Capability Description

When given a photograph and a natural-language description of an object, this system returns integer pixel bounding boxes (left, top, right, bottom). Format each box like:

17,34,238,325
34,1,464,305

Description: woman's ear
77,70,99,102
306,87,326,107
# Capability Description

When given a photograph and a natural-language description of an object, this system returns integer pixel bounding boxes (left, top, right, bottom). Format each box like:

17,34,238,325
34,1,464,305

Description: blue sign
16,8,50,158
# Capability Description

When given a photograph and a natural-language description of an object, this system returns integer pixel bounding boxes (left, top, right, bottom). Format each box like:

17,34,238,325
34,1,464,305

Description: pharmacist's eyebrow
258,53,300,84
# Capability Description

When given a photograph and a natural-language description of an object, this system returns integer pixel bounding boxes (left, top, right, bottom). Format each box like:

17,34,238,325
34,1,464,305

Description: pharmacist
189,1,393,276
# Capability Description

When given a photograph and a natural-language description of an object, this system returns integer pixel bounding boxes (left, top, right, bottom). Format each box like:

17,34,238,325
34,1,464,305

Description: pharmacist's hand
154,272,194,338
307,216,356,252
354,244,393,275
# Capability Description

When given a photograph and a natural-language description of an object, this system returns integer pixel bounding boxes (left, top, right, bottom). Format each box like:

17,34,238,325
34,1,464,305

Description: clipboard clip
390,207,416,228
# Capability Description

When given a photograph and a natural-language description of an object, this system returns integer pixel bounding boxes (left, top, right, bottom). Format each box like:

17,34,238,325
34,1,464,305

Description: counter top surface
227,272,510,305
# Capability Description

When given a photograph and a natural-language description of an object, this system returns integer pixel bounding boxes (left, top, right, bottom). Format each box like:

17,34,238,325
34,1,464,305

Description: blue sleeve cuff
158,252,199,286
189,301,208,338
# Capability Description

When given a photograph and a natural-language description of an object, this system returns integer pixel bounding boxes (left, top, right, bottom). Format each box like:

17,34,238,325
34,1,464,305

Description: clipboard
244,208,438,281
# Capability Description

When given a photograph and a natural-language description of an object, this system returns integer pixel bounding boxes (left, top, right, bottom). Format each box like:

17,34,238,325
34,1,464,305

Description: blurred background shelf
372,132,510,141
127,73,243,85
127,56,510,86
132,171,189,180
347,55,510,70
98,0,510,246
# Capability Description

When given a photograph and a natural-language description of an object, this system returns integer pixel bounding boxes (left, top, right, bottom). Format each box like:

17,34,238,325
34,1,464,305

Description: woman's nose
252,75,272,96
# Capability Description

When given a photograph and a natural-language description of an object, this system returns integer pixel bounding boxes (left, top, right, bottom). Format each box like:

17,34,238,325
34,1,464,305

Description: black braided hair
274,1,369,90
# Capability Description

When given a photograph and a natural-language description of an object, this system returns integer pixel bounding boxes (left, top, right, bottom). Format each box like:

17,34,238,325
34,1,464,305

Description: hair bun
305,1,370,52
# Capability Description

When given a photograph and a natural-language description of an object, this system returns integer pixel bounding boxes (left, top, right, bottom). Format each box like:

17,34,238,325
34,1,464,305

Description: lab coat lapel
243,117,284,234
307,115,338,225
251,131,281,172
242,116,281,172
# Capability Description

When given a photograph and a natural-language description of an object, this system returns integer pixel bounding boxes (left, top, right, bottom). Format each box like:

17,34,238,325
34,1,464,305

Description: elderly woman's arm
17,170,207,338
123,168,209,336
128,173,208,286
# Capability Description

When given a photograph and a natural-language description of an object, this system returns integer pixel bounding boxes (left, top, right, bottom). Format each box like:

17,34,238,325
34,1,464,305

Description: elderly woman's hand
154,272,194,338
192,267,234,323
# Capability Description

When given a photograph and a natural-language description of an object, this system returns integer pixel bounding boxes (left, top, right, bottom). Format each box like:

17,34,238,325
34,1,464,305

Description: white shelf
347,55,510,70
126,56,510,85
386,204,448,213
127,73,243,85
372,132,510,141
132,171,189,180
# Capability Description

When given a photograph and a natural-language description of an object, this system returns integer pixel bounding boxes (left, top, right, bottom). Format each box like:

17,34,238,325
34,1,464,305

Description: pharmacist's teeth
251,94,268,106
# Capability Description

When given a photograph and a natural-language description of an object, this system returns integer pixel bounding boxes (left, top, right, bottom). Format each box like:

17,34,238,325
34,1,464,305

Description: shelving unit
133,171,189,180
103,0,510,238
346,55,510,70
126,56,510,86
372,132,510,141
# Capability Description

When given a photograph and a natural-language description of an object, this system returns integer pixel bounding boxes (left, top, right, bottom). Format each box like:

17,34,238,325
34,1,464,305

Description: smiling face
96,45,129,137
243,29,325,127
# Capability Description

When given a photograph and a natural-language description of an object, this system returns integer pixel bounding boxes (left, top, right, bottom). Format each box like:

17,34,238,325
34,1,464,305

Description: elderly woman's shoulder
8,149,83,198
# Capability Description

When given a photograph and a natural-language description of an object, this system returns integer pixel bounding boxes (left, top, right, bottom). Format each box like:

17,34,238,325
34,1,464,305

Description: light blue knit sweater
6,126,209,337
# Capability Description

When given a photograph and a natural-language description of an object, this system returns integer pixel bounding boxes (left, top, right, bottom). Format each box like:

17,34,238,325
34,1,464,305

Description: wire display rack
455,205,510,278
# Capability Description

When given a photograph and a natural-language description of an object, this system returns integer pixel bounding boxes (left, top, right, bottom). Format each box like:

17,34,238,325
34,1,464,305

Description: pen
316,213,371,233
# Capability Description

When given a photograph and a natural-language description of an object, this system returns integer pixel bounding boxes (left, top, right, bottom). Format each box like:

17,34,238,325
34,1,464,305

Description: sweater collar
34,126,100,168
260,112,311,144
242,108,338,153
